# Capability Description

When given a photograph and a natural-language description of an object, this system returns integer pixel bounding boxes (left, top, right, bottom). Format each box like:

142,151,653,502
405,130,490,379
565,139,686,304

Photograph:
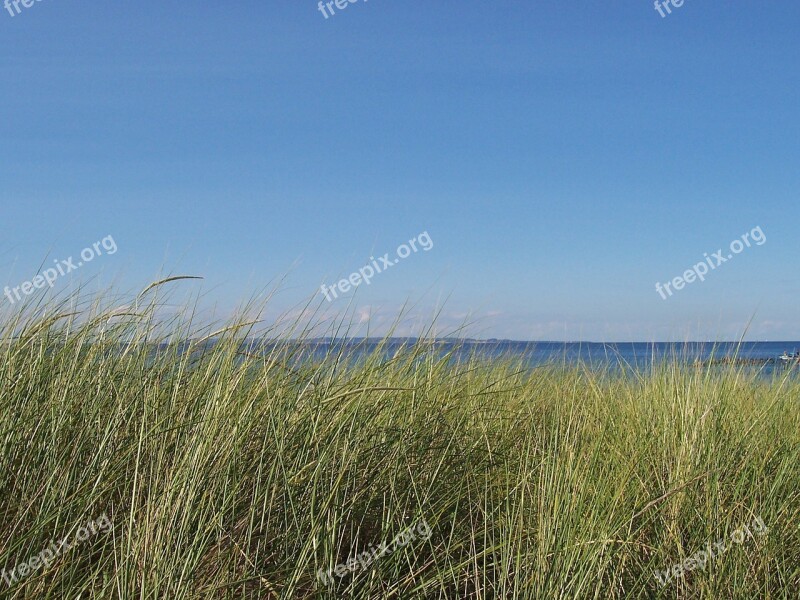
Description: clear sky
1,1,798,341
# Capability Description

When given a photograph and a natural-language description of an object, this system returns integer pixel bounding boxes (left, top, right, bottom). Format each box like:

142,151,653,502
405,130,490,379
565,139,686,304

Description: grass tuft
0,289,798,598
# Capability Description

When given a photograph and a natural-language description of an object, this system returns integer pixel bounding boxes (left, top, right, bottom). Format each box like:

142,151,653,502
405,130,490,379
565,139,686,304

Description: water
277,339,800,376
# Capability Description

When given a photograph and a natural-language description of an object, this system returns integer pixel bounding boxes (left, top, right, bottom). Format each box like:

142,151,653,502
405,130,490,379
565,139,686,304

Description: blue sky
1,1,798,341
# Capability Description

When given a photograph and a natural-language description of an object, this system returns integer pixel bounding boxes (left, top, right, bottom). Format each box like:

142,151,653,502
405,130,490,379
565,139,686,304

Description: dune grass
0,289,798,599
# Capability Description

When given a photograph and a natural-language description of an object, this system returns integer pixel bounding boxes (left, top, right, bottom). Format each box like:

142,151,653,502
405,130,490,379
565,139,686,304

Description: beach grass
0,288,798,598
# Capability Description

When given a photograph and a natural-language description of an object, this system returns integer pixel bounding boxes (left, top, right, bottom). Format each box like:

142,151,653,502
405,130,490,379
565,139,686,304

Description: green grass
0,288,798,598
